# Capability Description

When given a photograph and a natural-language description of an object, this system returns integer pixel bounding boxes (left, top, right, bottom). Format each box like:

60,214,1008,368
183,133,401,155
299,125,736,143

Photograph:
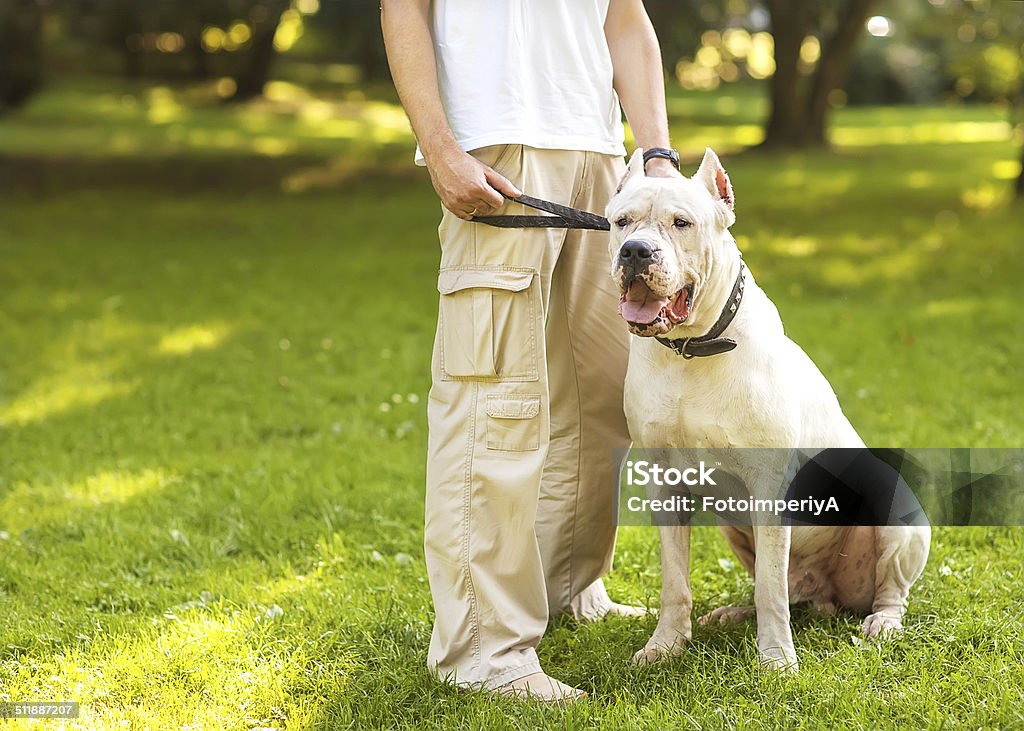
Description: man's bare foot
570,578,653,621
496,672,587,703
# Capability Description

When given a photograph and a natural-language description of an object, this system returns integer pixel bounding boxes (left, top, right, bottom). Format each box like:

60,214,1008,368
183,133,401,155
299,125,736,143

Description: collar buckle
676,338,695,359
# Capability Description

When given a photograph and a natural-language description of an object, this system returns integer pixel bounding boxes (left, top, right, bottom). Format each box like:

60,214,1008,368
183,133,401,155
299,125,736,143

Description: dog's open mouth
618,280,692,332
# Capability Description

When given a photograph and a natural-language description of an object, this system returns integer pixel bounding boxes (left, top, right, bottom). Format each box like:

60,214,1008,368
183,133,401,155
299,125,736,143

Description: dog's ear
615,147,646,193
695,147,735,212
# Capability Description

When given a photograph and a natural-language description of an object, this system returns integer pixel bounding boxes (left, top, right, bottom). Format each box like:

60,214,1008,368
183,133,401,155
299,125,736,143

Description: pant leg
424,145,587,688
535,151,631,615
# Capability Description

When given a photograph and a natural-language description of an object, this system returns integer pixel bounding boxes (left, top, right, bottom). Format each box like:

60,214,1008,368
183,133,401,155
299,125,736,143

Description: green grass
1,76,1023,729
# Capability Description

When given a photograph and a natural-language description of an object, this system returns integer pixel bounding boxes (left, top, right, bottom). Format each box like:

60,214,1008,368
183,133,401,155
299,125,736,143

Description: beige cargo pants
424,144,630,689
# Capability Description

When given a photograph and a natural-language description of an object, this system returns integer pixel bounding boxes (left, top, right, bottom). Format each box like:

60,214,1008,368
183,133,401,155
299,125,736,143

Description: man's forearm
381,0,518,217
381,0,457,161
605,0,672,153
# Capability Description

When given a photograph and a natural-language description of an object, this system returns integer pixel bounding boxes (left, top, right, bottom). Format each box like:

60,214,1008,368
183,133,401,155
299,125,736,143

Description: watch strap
642,147,680,170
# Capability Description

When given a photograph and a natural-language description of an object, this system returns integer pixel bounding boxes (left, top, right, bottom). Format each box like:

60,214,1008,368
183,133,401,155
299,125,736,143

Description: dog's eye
615,217,630,228
673,218,691,229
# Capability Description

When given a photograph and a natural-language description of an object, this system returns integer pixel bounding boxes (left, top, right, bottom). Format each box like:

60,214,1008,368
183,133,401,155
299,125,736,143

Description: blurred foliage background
1,0,1022,186
0,2,1019,162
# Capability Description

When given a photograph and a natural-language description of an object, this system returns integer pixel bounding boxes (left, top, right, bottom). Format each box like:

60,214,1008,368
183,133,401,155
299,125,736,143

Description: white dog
606,148,931,671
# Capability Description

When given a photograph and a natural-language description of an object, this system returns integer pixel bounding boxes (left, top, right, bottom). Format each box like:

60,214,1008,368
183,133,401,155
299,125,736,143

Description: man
381,0,678,702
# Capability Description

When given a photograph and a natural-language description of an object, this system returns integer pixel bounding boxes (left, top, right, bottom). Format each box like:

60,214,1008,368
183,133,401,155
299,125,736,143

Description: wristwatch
642,147,680,171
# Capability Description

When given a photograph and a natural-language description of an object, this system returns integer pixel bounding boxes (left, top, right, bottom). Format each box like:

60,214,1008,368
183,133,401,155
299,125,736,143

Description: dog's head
606,147,736,337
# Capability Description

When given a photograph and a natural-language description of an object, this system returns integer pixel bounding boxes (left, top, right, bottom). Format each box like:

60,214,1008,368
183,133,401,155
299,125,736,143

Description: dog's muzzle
615,242,693,336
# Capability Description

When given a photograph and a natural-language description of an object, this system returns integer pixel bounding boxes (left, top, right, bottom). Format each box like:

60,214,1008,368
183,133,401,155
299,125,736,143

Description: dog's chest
624,353,755,448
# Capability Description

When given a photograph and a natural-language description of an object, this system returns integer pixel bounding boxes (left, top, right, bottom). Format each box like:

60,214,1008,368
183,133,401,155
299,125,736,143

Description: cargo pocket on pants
437,266,540,381
485,394,542,451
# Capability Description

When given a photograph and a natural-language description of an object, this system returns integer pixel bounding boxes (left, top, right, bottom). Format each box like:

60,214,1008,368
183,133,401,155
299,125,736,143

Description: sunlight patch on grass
156,322,234,356
905,171,935,189
308,118,363,139
833,120,1012,146
251,136,296,156
922,298,984,318
264,79,312,104
2,601,357,729
300,99,334,124
819,247,923,289
777,169,806,187
1,313,151,424
0,362,138,425
675,124,764,154
766,235,819,257
145,86,185,125
66,469,177,507
961,183,1010,211
361,101,412,135
992,159,1021,180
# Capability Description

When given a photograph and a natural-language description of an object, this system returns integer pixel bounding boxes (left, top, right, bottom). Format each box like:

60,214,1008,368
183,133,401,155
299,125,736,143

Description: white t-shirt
414,0,627,164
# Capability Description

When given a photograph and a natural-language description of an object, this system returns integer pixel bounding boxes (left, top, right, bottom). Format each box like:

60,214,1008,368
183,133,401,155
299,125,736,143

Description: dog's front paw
862,611,903,639
631,639,686,666
758,646,799,674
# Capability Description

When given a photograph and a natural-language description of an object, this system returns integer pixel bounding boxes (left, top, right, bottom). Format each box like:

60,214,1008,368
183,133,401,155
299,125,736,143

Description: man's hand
424,142,522,220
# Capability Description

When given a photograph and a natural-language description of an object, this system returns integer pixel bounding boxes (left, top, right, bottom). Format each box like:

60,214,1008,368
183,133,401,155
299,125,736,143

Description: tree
0,0,44,114
231,0,289,101
762,0,878,148
874,0,1023,198
313,0,390,82
644,0,709,75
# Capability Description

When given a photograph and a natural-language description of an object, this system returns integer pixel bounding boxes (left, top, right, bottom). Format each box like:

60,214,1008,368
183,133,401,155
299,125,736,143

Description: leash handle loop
473,192,610,231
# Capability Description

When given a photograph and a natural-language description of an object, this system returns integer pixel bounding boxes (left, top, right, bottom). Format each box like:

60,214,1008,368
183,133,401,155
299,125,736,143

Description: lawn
1,76,1023,729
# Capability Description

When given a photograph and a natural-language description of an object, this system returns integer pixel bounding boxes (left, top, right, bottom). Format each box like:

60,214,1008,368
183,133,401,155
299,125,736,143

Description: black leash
474,192,610,231
655,262,746,359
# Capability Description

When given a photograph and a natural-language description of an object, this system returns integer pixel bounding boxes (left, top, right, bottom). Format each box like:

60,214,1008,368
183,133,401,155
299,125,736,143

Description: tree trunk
123,48,144,79
761,0,875,150
188,21,210,80
358,28,385,81
804,0,878,145
111,0,144,79
0,0,44,114
761,0,812,148
232,2,287,101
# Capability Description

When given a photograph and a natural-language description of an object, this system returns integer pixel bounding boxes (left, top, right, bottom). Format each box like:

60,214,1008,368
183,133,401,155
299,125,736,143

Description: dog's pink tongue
618,281,669,324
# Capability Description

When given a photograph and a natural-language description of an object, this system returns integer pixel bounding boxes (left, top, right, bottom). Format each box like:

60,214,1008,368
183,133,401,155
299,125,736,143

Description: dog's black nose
618,239,655,262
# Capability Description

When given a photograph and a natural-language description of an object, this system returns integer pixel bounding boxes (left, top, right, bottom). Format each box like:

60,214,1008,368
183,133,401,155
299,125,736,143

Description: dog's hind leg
698,604,754,626
633,524,692,665
720,525,756,573
862,525,930,638
698,526,756,626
